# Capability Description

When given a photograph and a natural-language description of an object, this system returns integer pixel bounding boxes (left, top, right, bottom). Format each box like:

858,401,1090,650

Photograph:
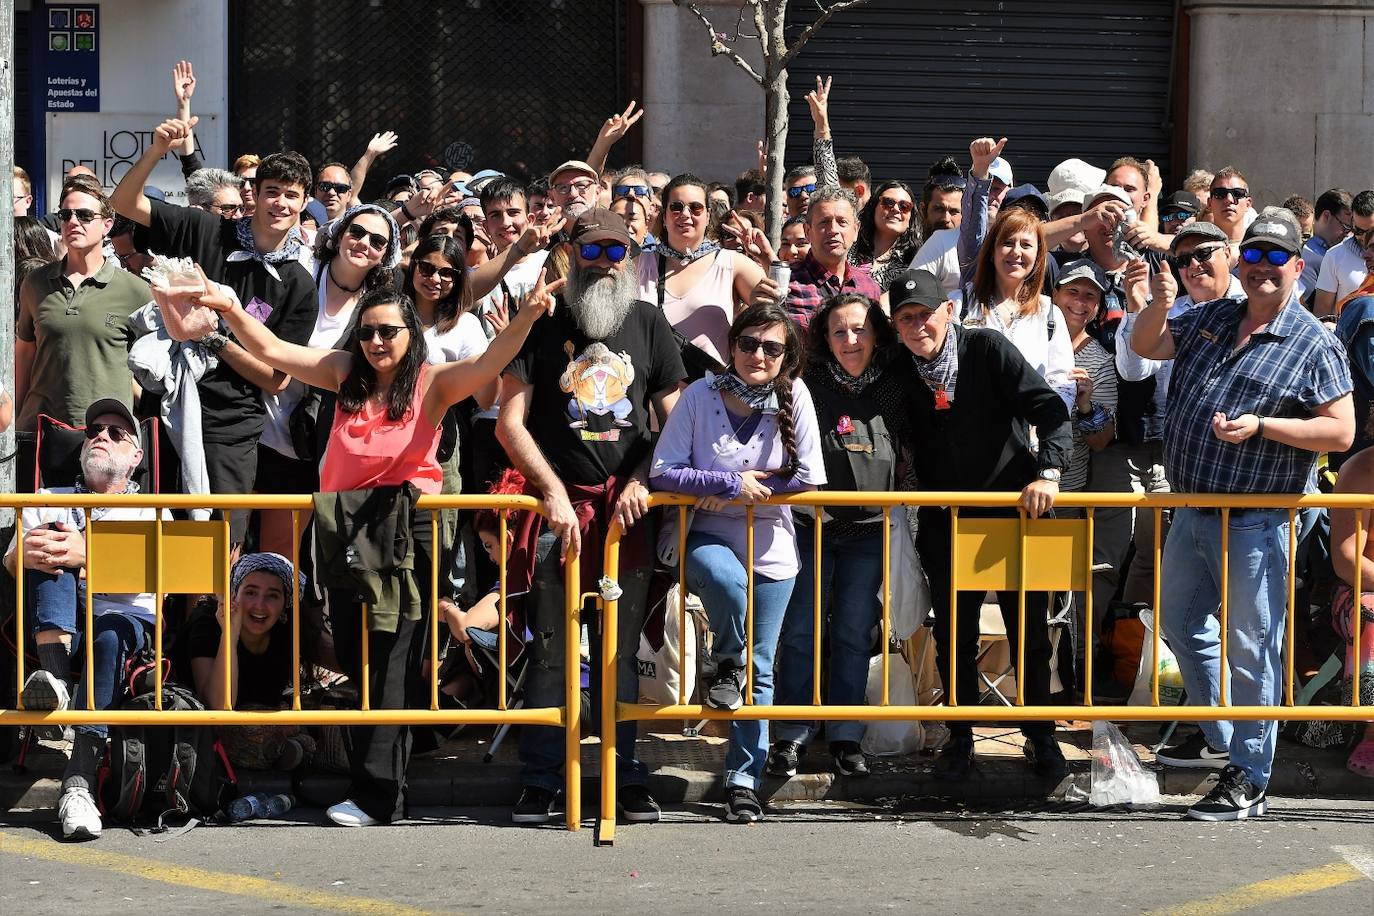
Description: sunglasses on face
1210,187,1249,202
317,180,352,195
355,324,406,342
57,207,99,224
667,200,706,216
1239,246,1293,266
211,202,244,217
1170,243,1226,269
735,335,786,359
414,260,459,282
345,222,390,252
613,184,651,198
552,179,595,196
1160,210,1192,223
786,183,817,199
85,423,135,444
578,242,629,263
878,196,914,215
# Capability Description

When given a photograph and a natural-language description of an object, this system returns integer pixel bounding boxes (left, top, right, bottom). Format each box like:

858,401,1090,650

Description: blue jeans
685,533,796,790
774,524,883,745
518,531,650,793
27,567,149,739
1159,508,1289,789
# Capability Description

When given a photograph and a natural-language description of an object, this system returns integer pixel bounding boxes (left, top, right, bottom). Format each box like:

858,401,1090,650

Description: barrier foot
595,819,617,847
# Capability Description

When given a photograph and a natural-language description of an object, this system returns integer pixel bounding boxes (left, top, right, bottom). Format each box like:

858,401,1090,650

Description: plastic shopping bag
887,506,931,640
860,652,924,756
1089,720,1161,808
637,583,702,705
1127,608,1185,706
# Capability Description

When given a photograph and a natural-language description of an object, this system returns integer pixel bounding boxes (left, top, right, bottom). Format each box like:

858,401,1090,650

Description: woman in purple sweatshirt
650,302,826,823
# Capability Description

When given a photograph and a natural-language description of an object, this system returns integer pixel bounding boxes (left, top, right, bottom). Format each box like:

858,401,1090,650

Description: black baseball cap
85,398,140,438
889,269,949,313
1242,207,1304,255
1160,190,1201,217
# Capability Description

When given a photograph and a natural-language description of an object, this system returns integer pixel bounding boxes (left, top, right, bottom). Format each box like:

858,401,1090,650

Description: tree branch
779,0,869,71
673,0,765,86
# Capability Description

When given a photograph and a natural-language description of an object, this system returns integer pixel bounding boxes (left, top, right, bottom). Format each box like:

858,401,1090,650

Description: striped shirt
1163,296,1352,493
1064,338,1118,491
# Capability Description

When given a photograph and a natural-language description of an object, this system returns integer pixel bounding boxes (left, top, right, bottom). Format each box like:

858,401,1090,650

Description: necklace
329,265,363,294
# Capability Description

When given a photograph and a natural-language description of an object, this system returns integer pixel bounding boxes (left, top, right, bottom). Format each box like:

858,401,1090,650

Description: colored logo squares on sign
75,8,96,29
49,9,70,29
75,32,95,51
49,32,70,52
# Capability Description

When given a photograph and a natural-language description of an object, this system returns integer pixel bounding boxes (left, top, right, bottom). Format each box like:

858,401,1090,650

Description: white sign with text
46,112,224,207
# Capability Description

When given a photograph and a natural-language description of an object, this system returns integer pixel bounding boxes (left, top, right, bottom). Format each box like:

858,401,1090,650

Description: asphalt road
1,798,1372,915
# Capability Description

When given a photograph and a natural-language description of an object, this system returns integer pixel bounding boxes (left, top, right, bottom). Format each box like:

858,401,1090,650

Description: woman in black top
768,293,913,780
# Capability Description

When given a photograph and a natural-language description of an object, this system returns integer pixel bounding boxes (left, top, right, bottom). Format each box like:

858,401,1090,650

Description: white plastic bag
1089,720,1161,808
143,254,218,342
637,583,700,705
887,506,931,640
860,652,924,756
1127,608,1185,706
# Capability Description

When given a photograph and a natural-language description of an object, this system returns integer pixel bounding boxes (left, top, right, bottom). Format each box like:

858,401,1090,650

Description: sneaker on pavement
706,665,745,711
933,733,976,781
22,670,70,742
766,740,802,778
724,786,763,823
58,786,102,841
1023,733,1069,780
830,741,869,777
1187,764,1268,821
326,799,380,827
1156,732,1230,769
511,786,557,825
617,785,661,823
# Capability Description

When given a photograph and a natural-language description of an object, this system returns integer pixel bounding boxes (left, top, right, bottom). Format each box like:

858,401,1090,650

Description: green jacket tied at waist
313,484,422,634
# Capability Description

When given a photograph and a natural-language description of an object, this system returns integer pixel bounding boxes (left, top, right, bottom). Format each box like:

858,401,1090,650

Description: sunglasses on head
878,196,913,215
85,422,135,444
1210,187,1249,202
735,335,786,359
926,176,967,192
57,207,99,224
667,200,706,216
1239,246,1293,266
613,184,651,198
355,324,406,342
786,183,817,199
1170,243,1226,269
345,222,390,252
414,259,459,281
578,241,629,263
317,180,352,195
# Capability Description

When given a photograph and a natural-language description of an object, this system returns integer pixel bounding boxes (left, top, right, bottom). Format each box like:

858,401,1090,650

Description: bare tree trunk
0,0,15,515
762,0,788,249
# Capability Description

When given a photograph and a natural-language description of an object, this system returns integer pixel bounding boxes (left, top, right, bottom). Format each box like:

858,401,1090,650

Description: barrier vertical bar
221,515,231,709
153,514,164,710
1219,508,1230,706
1016,508,1026,706
948,507,959,706
564,545,581,831
1084,507,1095,707
361,603,371,710
745,504,755,702
430,512,440,711
599,522,621,845
677,504,687,703
291,509,301,711
881,506,891,705
84,508,94,711
499,509,508,710
1355,509,1364,709
1152,506,1163,706
1286,508,1297,706
813,509,823,706
13,504,23,707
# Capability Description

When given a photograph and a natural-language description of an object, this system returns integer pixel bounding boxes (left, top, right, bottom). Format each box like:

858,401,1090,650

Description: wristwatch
199,331,230,353
1038,468,1062,483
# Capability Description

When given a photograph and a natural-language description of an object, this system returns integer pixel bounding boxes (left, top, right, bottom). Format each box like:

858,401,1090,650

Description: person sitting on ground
1328,445,1374,778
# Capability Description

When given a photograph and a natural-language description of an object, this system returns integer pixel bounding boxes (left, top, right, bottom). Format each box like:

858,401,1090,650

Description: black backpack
96,654,237,834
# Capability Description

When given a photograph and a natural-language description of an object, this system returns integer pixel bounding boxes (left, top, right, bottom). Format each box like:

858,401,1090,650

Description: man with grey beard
4,398,169,841
498,209,685,825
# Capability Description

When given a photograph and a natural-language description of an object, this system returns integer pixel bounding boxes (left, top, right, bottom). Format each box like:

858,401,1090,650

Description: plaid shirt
1163,295,1352,493
784,252,881,329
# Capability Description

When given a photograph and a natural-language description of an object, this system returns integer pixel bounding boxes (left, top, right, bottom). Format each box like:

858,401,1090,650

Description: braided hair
726,303,804,479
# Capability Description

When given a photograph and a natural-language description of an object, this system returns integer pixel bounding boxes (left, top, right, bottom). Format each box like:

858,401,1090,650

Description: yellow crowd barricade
595,491,1369,846
1,493,587,832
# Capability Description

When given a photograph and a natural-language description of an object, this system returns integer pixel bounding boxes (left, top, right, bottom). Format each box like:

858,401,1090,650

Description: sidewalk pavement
3,720,1368,813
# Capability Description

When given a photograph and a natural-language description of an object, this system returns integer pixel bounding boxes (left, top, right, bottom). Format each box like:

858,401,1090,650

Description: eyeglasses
786,183,817,199
1170,243,1226,269
114,250,141,269
878,196,913,215
1353,227,1374,249
1209,187,1249,202
1335,214,1355,235
1239,246,1293,266
414,260,459,282
345,222,390,252
210,202,244,217
84,423,135,444
355,324,407,342
613,184,651,199
57,207,99,223
667,200,706,216
578,241,629,263
735,335,786,359
552,178,595,196
317,180,352,195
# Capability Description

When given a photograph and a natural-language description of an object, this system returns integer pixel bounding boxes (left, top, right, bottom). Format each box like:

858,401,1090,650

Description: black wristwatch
199,331,230,353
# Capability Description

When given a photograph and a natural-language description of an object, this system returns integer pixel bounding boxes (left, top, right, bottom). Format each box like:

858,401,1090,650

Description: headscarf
323,203,403,271
231,552,306,606
826,348,887,396
709,369,779,413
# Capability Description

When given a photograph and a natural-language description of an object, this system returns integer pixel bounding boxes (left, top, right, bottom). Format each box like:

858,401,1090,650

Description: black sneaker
1023,733,1068,780
617,785,661,823
724,786,763,823
706,665,745,711
933,733,976,781
511,786,557,825
830,741,869,777
766,740,802,777
1156,732,1230,769
1187,764,1268,821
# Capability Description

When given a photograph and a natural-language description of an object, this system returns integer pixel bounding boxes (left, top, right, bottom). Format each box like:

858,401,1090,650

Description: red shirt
784,252,882,329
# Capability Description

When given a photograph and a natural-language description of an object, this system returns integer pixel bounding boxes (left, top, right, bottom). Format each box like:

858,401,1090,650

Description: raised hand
517,216,567,255
1148,265,1177,308
598,101,644,147
365,130,399,158
805,75,833,135
485,288,511,334
969,137,1009,179
518,270,567,320
152,116,198,155
1122,258,1151,313
191,264,235,313
172,60,196,105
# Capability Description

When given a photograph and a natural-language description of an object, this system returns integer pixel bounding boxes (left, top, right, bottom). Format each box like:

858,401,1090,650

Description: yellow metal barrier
595,491,1371,846
2,493,586,832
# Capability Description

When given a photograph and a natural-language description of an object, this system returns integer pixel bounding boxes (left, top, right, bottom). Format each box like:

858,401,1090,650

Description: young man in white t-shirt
475,177,549,339
1313,189,1374,317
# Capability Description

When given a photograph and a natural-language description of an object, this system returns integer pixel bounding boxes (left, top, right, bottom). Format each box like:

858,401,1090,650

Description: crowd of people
5,62,1374,838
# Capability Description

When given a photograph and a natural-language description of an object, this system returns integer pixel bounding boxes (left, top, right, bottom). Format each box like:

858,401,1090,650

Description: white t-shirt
1315,235,1368,303
473,249,549,339
962,293,1076,410
909,228,963,300
425,311,488,365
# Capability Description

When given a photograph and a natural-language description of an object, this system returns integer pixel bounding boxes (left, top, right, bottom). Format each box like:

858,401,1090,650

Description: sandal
1346,738,1374,778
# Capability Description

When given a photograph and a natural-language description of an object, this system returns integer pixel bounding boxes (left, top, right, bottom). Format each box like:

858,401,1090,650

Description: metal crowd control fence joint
1,493,586,832
594,491,1370,847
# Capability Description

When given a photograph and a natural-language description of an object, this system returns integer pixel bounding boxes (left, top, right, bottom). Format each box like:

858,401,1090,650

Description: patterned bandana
656,239,721,265
827,351,886,396
231,216,305,281
231,551,306,603
911,322,959,406
709,369,779,413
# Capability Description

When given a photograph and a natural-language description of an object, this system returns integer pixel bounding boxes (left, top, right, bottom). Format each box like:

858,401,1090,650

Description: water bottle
768,261,791,304
263,793,294,818
227,793,265,823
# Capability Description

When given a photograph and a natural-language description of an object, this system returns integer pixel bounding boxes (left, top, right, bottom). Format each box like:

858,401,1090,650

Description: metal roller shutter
785,0,1178,190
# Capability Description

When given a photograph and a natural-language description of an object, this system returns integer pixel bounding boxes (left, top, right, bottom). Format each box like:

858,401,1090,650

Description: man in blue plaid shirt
1130,207,1354,821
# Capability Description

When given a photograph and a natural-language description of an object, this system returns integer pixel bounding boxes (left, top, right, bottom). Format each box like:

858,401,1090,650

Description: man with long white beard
498,209,685,825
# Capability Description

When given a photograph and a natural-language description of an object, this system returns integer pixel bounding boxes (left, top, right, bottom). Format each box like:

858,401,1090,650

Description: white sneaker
327,799,380,827
58,787,102,840
21,670,70,741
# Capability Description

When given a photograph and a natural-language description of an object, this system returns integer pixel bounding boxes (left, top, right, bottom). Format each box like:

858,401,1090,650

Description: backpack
96,652,237,835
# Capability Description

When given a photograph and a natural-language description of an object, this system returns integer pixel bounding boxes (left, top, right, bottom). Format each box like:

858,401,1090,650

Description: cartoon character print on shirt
560,340,635,441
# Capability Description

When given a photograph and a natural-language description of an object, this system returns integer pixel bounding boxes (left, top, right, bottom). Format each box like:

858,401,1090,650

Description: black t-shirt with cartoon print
503,298,685,486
